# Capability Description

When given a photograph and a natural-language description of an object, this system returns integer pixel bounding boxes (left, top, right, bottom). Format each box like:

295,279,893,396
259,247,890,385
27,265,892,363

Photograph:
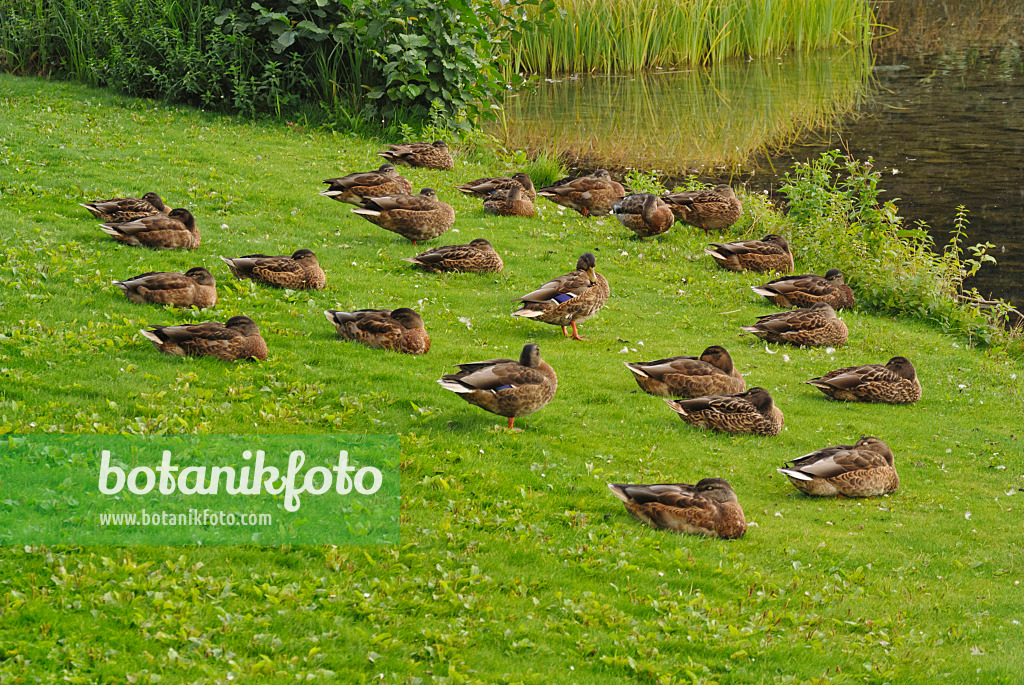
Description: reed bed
511,0,874,75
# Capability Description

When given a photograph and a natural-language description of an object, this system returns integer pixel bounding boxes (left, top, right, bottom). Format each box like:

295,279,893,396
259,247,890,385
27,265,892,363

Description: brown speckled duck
483,185,535,217
778,437,899,497
511,252,610,340
624,345,745,397
455,173,536,200
752,269,855,309
742,302,849,347
806,356,921,403
663,184,743,232
114,267,217,308
99,208,200,250
404,238,503,273
350,188,454,244
81,192,169,223
664,386,784,436
705,234,793,273
221,249,326,290
613,193,675,238
608,479,746,539
537,169,626,217
377,141,454,170
324,308,430,355
140,315,267,361
437,343,557,429
320,164,412,206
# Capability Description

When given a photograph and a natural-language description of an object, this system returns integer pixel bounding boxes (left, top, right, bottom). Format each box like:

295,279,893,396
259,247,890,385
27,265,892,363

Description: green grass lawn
2,75,1023,684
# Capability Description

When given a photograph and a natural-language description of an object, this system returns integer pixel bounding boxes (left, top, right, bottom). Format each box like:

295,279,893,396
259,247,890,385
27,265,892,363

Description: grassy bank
2,76,1024,683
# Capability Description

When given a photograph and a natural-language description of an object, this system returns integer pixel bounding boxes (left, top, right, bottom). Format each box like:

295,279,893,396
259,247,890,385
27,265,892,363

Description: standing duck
664,386,784,436
511,252,610,341
113,267,217,308
613,193,675,238
221,249,326,290
320,164,412,206
705,234,793,273
751,269,855,309
437,343,557,429
607,479,747,539
140,315,267,361
323,308,430,355
455,173,536,200
483,185,535,217
806,356,921,403
80,192,169,223
741,302,849,347
377,141,454,170
99,208,200,250
663,185,743,232
537,169,626,217
624,345,745,397
404,238,503,273
778,437,899,497
350,188,454,244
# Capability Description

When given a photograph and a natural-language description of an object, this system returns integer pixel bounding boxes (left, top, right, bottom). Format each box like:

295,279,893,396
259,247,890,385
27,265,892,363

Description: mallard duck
483,185,535,217
404,238,503,273
456,173,536,200
705,234,793,273
613,193,674,238
607,479,746,538
323,308,430,355
777,437,899,497
350,188,454,244
377,141,454,170
624,345,745,397
221,249,326,290
437,343,557,429
99,208,200,250
320,164,412,206
81,192,169,223
113,267,216,308
663,185,743,232
751,269,855,309
741,302,849,347
664,386,784,436
806,356,921,403
140,315,267,361
537,169,626,217
511,252,610,341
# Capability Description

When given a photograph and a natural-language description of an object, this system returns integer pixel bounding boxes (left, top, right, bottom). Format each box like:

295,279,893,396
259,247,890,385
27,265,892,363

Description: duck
221,249,326,290
483,185,535,217
662,184,743,232
377,141,454,170
751,269,855,309
404,238,503,273
613,193,675,238
99,208,200,250
140,315,267,361
320,164,412,206
607,479,746,538
664,386,784,436
777,437,899,497
455,173,536,200
705,234,793,273
537,169,626,217
323,308,430,354
741,302,849,347
80,192,169,223
624,345,745,397
113,267,217,308
350,188,454,244
437,343,557,429
806,356,921,403
511,252,610,341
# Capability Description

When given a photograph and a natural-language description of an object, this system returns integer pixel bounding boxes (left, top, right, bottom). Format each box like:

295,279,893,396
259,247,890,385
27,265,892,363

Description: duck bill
586,266,597,286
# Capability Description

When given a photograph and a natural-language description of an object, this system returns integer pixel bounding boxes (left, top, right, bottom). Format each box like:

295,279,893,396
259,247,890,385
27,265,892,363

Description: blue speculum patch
552,293,573,303
494,384,513,390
